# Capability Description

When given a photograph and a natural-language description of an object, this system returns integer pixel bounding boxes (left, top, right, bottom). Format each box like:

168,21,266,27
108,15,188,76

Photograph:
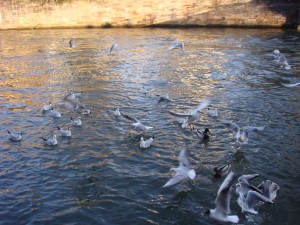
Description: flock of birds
6,37,298,224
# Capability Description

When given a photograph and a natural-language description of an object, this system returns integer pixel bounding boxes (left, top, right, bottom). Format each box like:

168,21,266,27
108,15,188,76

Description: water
0,28,299,225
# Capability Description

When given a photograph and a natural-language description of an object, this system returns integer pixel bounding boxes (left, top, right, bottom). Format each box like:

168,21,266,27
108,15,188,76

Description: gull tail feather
227,215,239,223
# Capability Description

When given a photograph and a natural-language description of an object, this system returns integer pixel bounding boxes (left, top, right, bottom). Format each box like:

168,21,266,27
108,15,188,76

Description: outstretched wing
168,111,191,118
162,174,187,188
179,149,191,168
281,82,300,88
220,120,240,133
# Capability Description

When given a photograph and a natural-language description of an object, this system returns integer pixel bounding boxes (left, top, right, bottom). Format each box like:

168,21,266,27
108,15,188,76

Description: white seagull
42,102,52,111
114,108,121,117
236,174,263,196
49,108,61,118
169,98,211,128
220,120,265,143
42,134,58,146
272,50,291,70
71,117,82,126
121,112,153,132
7,130,22,141
140,135,154,148
162,149,196,188
281,82,300,87
57,127,71,137
207,107,218,117
206,171,239,223
69,39,75,48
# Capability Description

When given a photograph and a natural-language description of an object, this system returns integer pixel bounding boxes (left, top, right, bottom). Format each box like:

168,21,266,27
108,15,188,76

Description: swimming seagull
42,134,58,146
113,108,121,117
206,171,239,223
219,120,264,143
121,112,154,132
57,127,71,137
169,40,186,54
257,180,280,202
169,98,211,128
162,149,196,188
140,86,152,94
213,164,231,178
71,117,82,126
109,40,118,55
281,82,300,87
272,50,291,70
49,108,61,118
7,130,22,141
42,102,52,111
140,135,154,148
207,107,218,117
156,93,171,102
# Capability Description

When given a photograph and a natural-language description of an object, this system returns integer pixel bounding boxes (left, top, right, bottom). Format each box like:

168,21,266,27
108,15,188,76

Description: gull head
273,49,280,55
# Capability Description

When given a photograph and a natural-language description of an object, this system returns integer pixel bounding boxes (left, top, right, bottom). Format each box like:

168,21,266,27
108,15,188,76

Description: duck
7,130,22,141
42,134,57,146
71,117,82,126
213,164,231,178
57,127,71,137
195,128,210,140
140,135,154,148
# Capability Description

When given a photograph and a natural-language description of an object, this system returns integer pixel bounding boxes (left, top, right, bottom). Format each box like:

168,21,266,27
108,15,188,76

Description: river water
0,28,299,225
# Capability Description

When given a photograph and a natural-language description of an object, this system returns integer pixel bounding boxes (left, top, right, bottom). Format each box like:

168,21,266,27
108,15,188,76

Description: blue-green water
0,28,299,225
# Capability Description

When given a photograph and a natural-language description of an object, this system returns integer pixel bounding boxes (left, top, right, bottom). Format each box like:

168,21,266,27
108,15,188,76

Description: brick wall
0,0,298,29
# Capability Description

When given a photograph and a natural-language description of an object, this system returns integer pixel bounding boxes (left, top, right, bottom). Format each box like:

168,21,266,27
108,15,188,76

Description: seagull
63,92,76,101
109,40,118,55
236,174,263,197
162,149,196,188
42,102,52,111
213,164,231,178
71,117,82,126
237,190,274,214
140,135,154,148
121,112,153,132
140,86,150,94
281,82,300,87
169,40,186,54
69,39,75,48
42,134,58,146
206,171,239,223
220,120,265,143
195,128,210,140
114,108,121,117
73,91,83,98
156,93,171,102
257,180,280,202
49,108,61,118
272,50,291,70
169,98,211,128
57,126,71,137
207,107,218,117
7,130,22,141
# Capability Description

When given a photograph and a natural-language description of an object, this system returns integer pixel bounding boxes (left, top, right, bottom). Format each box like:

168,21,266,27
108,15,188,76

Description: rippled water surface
0,28,299,225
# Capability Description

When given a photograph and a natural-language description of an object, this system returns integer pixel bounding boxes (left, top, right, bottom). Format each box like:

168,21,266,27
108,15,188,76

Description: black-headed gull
121,113,153,132
49,108,61,118
71,117,82,126
169,40,186,54
206,171,239,223
272,50,291,70
42,102,52,111
140,135,154,148
169,98,211,128
162,149,196,188
109,41,118,55
7,130,22,141
207,107,218,117
114,108,121,117
220,120,264,143
57,127,71,137
42,135,57,146
257,180,280,202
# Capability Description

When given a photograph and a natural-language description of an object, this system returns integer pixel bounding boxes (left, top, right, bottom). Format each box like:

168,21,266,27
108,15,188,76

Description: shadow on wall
148,0,299,28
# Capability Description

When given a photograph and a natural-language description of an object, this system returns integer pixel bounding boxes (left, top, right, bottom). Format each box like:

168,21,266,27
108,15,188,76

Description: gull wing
215,171,235,215
220,120,240,133
238,174,260,183
281,82,300,87
243,126,264,137
246,190,274,209
179,149,191,168
121,113,139,123
195,98,211,112
162,174,187,188
168,111,191,118
54,101,75,111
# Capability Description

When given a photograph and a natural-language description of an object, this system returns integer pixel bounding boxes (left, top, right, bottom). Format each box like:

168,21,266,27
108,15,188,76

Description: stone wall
0,0,299,29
